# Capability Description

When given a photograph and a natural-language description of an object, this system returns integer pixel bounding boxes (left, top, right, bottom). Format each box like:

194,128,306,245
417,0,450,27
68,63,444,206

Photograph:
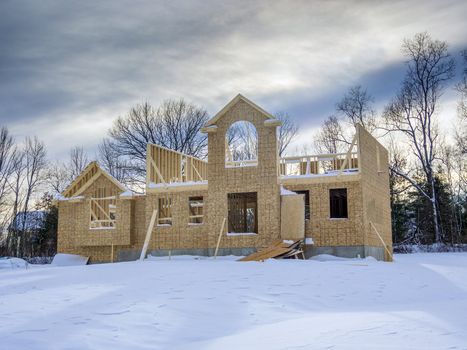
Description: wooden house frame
57,94,392,263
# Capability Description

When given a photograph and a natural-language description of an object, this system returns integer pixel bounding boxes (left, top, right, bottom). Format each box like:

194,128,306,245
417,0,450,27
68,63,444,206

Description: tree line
0,32,466,258
314,33,467,249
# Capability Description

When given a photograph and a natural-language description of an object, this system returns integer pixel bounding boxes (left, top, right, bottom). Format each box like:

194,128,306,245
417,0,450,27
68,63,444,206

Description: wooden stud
370,221,393,261
140,209,158,261
214,218,226,259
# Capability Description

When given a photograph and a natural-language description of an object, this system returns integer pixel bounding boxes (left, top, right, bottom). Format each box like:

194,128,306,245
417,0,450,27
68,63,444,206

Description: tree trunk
429,176,441,243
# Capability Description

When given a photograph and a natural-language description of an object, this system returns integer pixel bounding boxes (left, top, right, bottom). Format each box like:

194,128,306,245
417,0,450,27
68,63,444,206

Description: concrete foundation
117,245,385,262
117,247,257,262
305,245,385,261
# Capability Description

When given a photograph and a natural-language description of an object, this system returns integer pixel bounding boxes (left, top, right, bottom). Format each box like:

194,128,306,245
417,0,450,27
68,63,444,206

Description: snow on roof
119,190,134,197
148,180,208,189
55,195,85,202
280,186,297,196
281,169,359,179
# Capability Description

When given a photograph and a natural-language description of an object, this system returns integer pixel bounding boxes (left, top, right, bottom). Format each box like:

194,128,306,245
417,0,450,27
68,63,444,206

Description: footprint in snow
14,328,48,334
95,310,130,316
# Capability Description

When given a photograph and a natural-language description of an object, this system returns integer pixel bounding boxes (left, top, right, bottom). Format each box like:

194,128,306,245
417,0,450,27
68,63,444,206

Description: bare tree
314,115,348,154
226,121,258,162
69,146,89,179
439,142,464,243
98,138,133,185
453,50,467,192
456,50,467,155
18,137,47,254
4,148,25,255
46,161,70,195
106,99,209,187
0,127,15,228
314,85,377,154
383,32,455,243
337,85,377,133
45,146,90,195
275,112,299,156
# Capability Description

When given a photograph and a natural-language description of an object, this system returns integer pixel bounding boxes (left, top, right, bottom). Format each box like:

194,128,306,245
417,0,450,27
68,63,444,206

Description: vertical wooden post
369,221,393,262
146,143,151,185
140,209,158,261
214,218,227,259
111,244,114,263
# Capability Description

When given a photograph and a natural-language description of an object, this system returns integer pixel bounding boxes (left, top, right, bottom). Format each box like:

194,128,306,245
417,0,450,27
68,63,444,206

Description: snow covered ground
1,253,467,350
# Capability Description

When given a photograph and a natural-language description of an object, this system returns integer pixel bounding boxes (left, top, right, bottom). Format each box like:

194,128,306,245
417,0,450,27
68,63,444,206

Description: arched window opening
225,121,258,167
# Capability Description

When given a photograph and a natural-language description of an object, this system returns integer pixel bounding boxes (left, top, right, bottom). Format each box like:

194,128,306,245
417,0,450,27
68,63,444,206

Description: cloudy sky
1,0,466,160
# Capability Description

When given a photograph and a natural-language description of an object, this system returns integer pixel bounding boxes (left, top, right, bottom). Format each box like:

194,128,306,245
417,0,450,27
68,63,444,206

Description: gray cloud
1,0,466,159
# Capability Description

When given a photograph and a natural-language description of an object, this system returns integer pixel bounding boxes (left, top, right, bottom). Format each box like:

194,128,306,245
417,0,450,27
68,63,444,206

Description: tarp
51,253,89,266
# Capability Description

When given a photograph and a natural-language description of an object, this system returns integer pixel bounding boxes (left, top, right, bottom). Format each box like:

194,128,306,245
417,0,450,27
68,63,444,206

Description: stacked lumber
238,240,304,262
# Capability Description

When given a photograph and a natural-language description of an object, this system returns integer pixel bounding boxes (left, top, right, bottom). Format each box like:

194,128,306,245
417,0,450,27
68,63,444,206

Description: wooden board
238,240,302,262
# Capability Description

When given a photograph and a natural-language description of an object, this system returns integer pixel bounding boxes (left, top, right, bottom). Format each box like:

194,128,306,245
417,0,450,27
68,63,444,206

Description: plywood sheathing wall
282,180,364,247
280,194,305,240
357,125,393,258
146,143,208,185
205,98,281,250
57,173,133,263
144,190,209,251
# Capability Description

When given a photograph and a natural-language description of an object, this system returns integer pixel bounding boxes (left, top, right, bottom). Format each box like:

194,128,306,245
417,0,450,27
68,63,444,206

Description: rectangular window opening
329,188,348,219
188,196,204,225
158,197,173,226
228,192,257,234
294,190,310,220
89,187,117,229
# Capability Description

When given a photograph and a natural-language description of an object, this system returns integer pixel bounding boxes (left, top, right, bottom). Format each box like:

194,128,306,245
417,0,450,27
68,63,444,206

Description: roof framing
61,161,126,198
204,94,279,127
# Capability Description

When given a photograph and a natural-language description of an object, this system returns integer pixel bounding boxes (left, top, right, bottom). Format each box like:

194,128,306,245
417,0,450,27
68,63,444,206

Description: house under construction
57,94,392,263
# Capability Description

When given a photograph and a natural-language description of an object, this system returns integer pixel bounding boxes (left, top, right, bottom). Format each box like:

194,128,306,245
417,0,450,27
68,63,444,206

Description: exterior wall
144,189,209,251
282,177,364,248
56,101,392,263
205,99,281,251
57,174,134,263
358,126,393,260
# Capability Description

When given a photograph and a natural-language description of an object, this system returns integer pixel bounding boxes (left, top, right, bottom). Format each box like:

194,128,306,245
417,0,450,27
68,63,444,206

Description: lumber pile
238,240,305,262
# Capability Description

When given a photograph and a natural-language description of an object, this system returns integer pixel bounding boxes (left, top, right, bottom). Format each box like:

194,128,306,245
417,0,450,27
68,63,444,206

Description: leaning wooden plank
238,240,303,262
276,248,305,259
238,241,284,261
140,209,158,261
240,247,292,262
238,241,290,262
214,218,226,259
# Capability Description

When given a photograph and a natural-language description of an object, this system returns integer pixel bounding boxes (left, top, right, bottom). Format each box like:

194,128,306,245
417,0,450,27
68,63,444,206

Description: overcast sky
1,0,466,160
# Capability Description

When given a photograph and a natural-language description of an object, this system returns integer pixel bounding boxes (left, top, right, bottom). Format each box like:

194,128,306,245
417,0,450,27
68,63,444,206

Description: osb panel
280,194,305,240
57,173,132,254
205,98,281,249
144,190,210,250
358,126,392,254
57,103,392,263
283,181,364,247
